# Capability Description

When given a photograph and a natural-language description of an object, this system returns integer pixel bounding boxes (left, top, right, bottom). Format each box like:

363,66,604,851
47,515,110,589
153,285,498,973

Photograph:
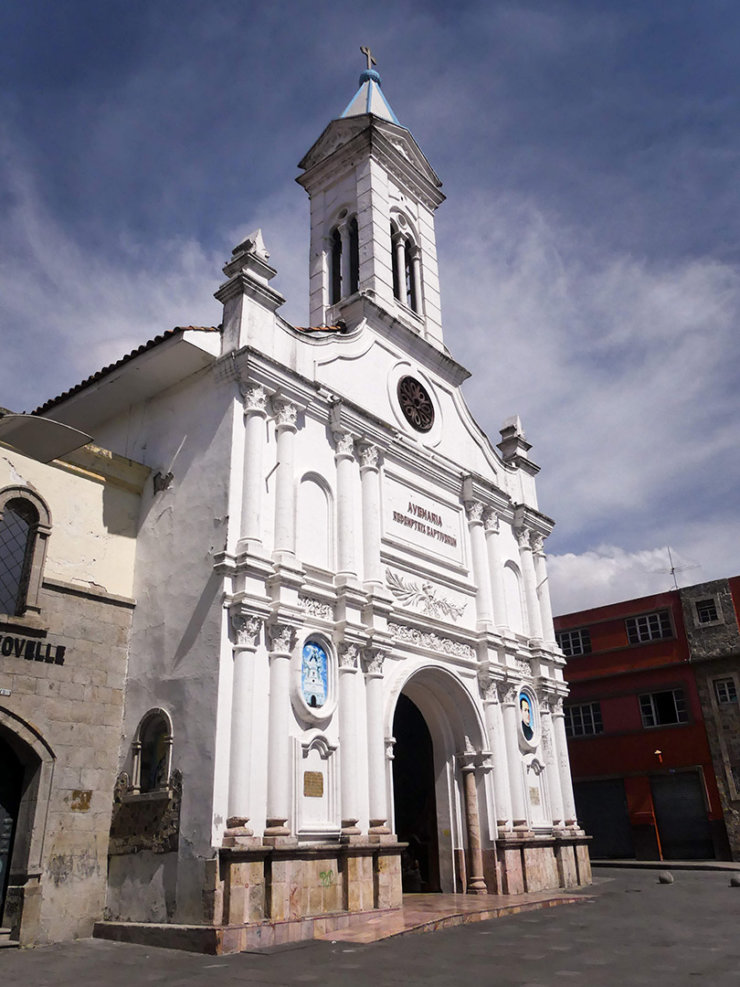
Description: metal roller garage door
650,772,714,860
573,778,635,859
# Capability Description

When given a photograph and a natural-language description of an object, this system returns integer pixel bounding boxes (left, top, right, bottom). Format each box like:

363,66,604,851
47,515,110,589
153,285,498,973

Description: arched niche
503,561,528,636
296,472,334,571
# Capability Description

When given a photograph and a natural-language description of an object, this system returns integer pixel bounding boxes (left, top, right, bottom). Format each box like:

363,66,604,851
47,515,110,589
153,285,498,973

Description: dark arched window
391,222,401,301
135,710,173,794
348,217,359,296
330,227,342,305
0,499,39,616
405,240,417,312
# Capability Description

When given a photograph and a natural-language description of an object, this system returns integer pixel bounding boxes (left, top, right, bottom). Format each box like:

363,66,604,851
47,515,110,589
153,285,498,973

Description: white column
409,243,423,314
340,222,351,300
273,399,298,564
531,534,556,646
515,525,543,642
481,679,512,830
237,385,268,554
552,697,578,826
465,500,494,629
392,232,405,300
363,647,390,835
358,442,383,588
264,622,296,838
338,643,361,835
226,613,262,833
502,684,528,829
333,430,358,581
539,698,565,828
484,509,508,631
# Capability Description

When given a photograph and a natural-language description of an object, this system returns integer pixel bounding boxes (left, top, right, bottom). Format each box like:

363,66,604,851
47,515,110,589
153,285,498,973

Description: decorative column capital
514,524,532,550
243,384,268,417
274,398,298,432
478,673,502,703
267,622,297,656
333,429,355,461
501,683,520,706
231,612,263,652
357,441,380,473
385,736,396,761
464,499,485,525
338,642,361,670
530,532,546,556
362,646,387,676
483,508,501,535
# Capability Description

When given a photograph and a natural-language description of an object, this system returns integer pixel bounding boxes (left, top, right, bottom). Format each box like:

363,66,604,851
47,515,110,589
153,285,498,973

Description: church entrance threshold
392,694,440,893
0,740,24,921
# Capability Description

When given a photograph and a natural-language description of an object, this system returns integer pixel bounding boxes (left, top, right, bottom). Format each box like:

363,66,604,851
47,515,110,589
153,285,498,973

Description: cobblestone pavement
2,867,739,986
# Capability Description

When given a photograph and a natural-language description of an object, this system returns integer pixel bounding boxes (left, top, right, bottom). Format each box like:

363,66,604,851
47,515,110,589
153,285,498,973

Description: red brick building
555,584,738,861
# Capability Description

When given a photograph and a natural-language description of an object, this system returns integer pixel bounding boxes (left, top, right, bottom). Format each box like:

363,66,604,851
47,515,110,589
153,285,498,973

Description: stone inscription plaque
384,476,463,565
303,771,324,798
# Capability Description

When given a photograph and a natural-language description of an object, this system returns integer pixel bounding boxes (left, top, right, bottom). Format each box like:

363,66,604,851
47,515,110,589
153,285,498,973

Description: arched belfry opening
390,667,491,896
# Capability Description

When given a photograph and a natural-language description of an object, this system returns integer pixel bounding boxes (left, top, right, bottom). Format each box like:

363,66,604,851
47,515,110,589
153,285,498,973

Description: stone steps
0,927,20,948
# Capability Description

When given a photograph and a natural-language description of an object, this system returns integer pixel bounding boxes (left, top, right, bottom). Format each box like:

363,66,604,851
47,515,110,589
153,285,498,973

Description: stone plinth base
98,841,404,954
496,833,591,896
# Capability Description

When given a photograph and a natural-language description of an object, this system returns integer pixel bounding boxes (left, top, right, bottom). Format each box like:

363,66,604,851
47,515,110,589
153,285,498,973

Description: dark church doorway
392,693,441,893
0,738,24,919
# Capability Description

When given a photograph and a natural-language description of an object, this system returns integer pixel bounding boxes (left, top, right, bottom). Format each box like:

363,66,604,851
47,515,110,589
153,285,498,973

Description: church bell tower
297,51,447,351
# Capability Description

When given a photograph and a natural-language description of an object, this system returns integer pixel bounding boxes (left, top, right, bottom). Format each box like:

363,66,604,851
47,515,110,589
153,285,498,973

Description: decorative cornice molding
388,621,475,660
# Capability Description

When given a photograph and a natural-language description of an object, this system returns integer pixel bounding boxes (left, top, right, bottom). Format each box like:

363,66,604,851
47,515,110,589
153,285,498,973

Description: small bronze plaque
303,771,324,798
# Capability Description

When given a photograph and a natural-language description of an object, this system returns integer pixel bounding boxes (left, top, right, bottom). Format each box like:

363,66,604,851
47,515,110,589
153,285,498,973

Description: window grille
696,598,719,624
714,678,737,705
0,498,38,615
564,702,603,738
556,627,592,657
626,610,672,645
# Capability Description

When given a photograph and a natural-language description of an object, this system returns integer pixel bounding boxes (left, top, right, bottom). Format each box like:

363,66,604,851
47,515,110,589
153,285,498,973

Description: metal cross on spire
360,46,377,70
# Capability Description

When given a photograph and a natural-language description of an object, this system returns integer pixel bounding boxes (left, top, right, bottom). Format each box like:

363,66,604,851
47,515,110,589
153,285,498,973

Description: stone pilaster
484,508,508,632
480,677,513,831
551,696,578,827
539,697,565,829
465,500,494,630
237,385,268,555
333,430,359,583
264,622,298,842
362,646,391,837
501,683,529,829
273,399,298,565
514,524,543,643
531,533,556,647
338,643,362,836
358,442,383,589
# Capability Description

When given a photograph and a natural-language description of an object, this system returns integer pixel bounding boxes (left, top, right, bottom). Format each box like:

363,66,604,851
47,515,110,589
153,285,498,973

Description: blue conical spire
339,50,399,124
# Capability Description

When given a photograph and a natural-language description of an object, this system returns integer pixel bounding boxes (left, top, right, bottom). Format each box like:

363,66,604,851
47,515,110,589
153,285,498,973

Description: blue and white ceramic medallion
301,641,328,709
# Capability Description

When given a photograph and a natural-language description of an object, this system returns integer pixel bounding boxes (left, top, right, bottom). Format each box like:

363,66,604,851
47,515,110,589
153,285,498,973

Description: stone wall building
680,577,740,859
32,63,589,952
0,437,148,945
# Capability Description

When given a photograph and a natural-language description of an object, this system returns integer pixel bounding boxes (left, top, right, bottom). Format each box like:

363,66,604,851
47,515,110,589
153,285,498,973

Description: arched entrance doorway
0,739,25,918
389,666,490,895
393,694,440,892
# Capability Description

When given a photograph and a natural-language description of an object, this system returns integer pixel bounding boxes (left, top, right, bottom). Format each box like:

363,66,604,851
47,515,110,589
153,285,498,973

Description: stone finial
497,415,532,463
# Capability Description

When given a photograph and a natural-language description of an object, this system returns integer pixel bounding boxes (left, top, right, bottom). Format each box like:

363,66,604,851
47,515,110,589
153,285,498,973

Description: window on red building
556,627,592,657
564,702,603,738
626,610,672,645
639,689,688,727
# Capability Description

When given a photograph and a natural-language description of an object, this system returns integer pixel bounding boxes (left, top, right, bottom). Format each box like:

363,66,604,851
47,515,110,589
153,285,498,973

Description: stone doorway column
459,747,488,894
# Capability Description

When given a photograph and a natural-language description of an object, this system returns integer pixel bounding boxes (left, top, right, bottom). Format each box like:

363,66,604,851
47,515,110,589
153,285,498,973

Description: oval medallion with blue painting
301,641,328,709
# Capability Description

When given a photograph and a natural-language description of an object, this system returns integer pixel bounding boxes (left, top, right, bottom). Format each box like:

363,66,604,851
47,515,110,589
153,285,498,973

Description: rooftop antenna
652,545,700,591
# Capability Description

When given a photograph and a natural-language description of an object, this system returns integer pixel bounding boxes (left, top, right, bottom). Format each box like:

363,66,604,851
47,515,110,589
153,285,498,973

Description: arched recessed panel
503,562,527,636
296,474,333,571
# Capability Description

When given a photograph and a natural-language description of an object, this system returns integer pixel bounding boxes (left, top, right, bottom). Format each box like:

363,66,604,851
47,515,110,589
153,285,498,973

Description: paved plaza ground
2,866,739,986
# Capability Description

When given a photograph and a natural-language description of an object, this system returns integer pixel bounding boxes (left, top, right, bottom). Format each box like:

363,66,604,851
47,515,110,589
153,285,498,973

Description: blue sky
2,0,739,612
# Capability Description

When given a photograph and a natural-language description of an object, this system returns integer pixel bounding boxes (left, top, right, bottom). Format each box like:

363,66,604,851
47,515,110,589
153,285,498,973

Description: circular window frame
397,376,435,433
291,633,337,725
387,362,442,447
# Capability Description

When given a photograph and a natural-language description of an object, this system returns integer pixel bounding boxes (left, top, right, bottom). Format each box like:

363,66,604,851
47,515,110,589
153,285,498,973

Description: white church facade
32,61,589,950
